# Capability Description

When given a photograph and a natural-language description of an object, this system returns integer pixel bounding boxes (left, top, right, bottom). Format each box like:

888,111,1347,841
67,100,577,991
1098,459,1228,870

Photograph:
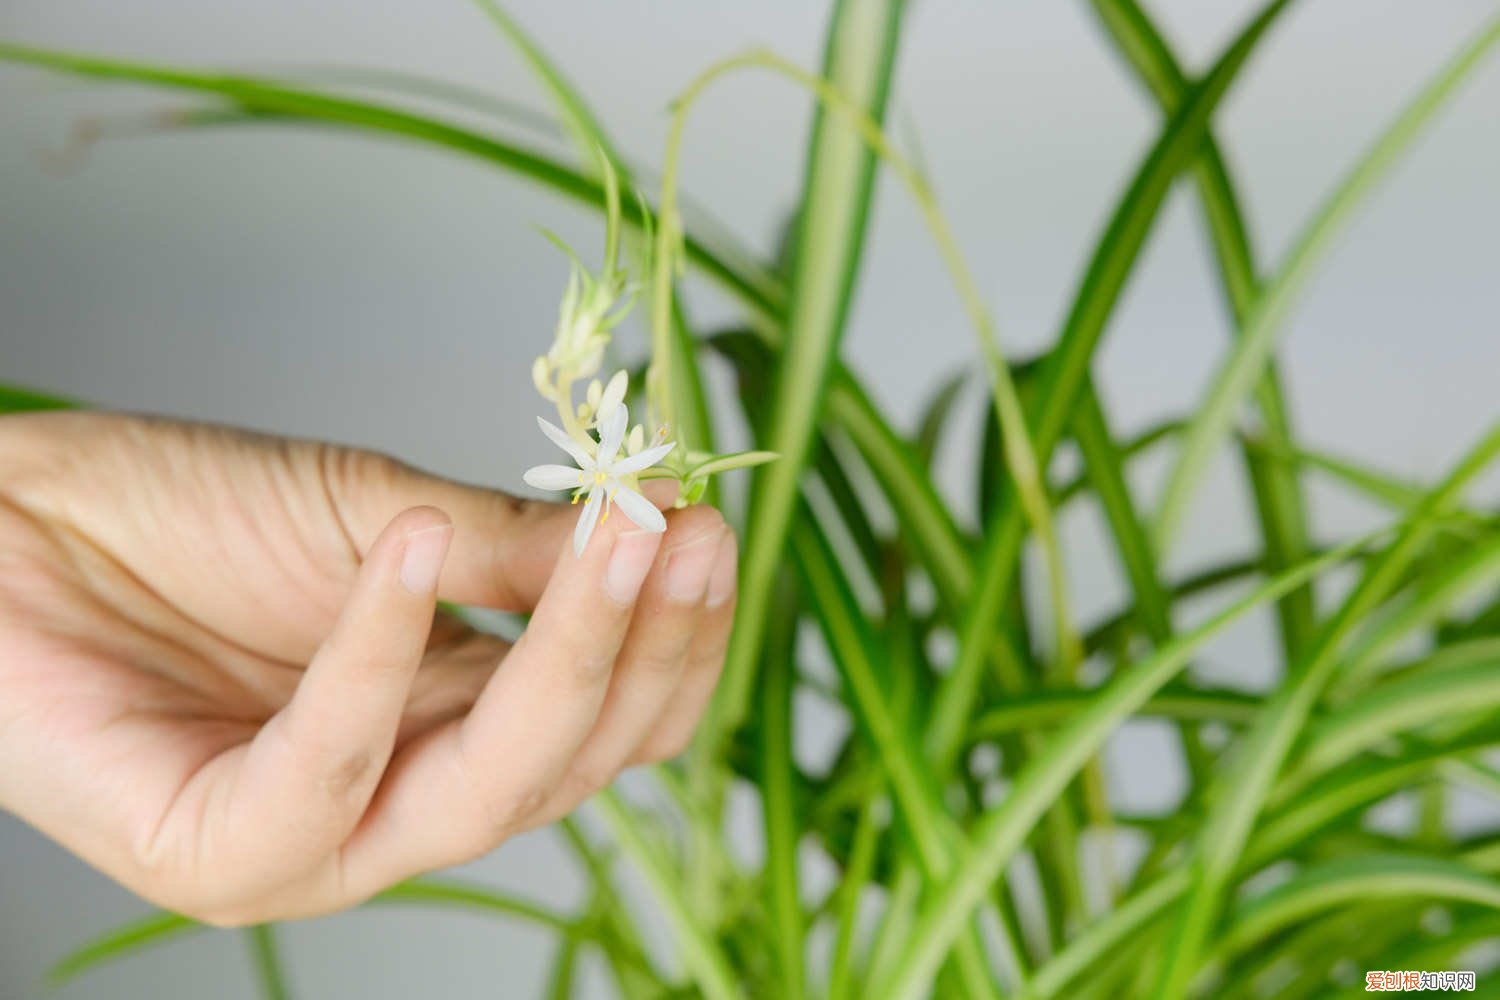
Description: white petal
612,486,667,533
597,369,629,425
597,404,628,464
537,416,593,469
626,423,646,456
523,464,585,491
610,440,676,475
574,488,603,556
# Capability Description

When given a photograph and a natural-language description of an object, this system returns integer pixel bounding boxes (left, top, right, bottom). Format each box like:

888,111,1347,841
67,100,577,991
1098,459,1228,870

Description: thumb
323,449,574,611
228,506,453,881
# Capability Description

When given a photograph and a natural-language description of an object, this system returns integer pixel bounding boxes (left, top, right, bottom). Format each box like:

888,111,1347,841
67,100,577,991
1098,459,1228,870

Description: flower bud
531,356,555,400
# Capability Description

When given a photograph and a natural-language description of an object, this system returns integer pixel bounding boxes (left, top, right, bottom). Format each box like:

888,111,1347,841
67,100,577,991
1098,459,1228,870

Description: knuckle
513,632,615,692
276,715,378,807
691,638,733,678
644,729,693,764
487,493,557,606
566,646,616,690
470,783,551,848
632,649,684,678
319,749,375,802
569,761,618,800
455,749,550,848
662,731,695,761
499,783,552,826
665,504,726,541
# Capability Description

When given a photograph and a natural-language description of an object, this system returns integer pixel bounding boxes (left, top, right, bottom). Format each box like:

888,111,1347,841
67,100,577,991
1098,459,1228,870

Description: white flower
523,404,676,556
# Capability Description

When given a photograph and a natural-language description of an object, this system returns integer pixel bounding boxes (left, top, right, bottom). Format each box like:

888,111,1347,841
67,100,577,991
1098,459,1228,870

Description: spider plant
5,1,1500,997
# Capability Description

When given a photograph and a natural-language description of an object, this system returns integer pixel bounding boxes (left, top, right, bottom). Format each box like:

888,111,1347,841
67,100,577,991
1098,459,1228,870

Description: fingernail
705,532,738,609
606,530,660,604
665,530,721,603
400,524,452,595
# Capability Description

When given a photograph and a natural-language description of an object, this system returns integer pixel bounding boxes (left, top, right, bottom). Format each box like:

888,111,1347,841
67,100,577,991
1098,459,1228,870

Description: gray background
2,0,1499,996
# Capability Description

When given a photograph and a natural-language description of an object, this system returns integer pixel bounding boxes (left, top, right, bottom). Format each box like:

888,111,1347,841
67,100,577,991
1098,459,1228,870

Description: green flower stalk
523,156,775,551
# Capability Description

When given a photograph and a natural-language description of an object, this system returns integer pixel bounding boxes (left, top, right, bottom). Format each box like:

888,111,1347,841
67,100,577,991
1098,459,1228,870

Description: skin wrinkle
0,493,259,706
228,433,363,656
100,417,351,661
34,514,283,715
7,420,296,677
489,492,552,610
129,718,255,878
312,441,364,562
192,431,332,658
171,743,256,911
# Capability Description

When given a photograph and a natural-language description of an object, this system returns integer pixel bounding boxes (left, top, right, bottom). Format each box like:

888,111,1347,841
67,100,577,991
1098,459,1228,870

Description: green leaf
1336,531,1500,689
826,372,975,620
549,27,716,467
1214,854,1500,967
555,819,669,998
686,450,780,479
458,0,767,300
913,370,968,467
1290,657,1500,786
1022,871,1188,1000
1245,435,1428,512
277,64,560,140
1028,729,1500,998
970,685,1260,737
1074,383,1172,642
50,911,201,985
711,0,907,743
1324,912,1500,1000
1154,14,1500,551
759,580,805,998
1089,0,1317,662
924,0,1296,772
881,528,1375,1000
1156,421,1500,998
791,504,1008,998
1254,731,1500,866
0,383,74,413
465,0,614,172
827,800,883,1000
0,42,779,322
594,791,741,1000
544,938,579,1000
246,925,292,1000
370,878,578,935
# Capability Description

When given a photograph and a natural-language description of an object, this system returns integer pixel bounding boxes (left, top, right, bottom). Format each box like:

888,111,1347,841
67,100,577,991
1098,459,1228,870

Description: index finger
333,508,663,895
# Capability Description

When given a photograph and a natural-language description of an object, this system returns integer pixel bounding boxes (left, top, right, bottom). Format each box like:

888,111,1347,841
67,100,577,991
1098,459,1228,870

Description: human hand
0,412,736,925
